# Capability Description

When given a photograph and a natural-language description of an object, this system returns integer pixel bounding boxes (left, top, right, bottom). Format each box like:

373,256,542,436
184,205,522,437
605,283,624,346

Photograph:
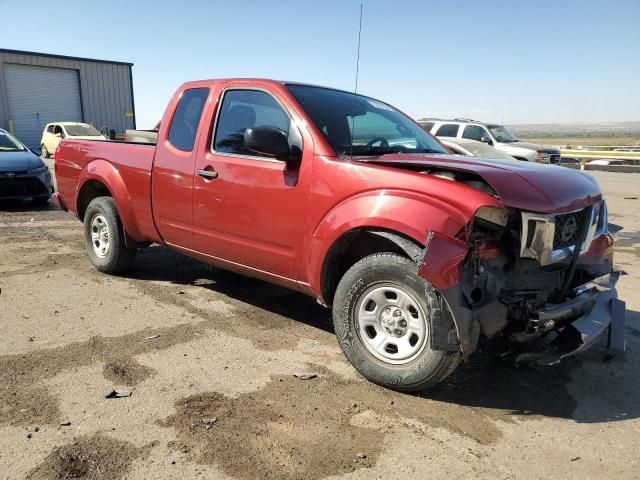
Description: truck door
151,87,209,249
192,88,310,280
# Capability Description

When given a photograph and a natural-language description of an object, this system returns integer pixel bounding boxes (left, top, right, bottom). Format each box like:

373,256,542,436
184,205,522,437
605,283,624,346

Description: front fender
306,189,474,297
76,159,145,240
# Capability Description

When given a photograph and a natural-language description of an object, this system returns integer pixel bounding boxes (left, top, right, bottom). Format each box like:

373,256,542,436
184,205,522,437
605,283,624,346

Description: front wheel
84,196,136,274
332,253,461,392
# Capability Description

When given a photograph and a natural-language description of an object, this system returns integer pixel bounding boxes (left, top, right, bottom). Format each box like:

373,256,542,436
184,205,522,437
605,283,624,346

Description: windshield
488,125,518,143
64,124,102,137
0,131,26,152
286,84,447,156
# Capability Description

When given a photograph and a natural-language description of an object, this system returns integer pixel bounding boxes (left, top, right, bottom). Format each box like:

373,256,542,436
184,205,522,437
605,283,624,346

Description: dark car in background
0,128,52,205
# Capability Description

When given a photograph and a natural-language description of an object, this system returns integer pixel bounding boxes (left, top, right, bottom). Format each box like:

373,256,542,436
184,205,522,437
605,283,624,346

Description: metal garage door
5,64,83,147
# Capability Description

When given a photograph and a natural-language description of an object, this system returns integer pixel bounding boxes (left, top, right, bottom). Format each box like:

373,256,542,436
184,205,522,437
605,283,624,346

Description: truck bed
55,139,159,242
124,129,158,144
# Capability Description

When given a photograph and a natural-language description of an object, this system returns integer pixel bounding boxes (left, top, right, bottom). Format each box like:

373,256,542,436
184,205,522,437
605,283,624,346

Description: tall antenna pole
350,3,364,159
354,3,363,97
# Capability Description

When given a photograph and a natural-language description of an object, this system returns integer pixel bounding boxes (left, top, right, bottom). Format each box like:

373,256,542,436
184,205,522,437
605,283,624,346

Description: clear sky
1,0,638,128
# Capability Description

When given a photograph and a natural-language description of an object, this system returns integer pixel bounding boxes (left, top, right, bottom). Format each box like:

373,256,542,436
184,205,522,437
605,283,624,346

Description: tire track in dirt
0,323,203,427
26,433,155,480
159,367,502,480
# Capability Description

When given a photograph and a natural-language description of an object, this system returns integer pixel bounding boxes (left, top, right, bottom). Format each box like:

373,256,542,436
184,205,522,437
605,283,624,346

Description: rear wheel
41,144,49,158
84,196,136,274
332,252,461,392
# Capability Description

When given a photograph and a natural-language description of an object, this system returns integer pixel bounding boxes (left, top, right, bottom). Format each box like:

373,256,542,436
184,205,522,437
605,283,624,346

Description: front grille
550,154,560,164
553,208,589,249
0,177,48,198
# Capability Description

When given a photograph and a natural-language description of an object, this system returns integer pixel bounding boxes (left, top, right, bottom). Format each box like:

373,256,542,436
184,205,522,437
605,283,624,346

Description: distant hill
507,121,640,139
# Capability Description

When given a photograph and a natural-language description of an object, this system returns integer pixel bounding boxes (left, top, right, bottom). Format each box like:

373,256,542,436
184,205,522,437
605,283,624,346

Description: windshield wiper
345,145,445,156
414,148,445,154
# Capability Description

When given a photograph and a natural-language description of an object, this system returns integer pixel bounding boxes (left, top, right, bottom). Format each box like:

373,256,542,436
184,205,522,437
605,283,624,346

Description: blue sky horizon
1,0,638,129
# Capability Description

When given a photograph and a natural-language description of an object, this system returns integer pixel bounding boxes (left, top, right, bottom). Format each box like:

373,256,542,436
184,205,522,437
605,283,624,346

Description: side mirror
29,146,42,156
480,135,493,145
244,127,291,161
54,133,62,138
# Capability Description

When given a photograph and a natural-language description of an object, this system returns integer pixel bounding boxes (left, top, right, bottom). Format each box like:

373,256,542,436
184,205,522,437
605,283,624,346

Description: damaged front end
418,199,626,363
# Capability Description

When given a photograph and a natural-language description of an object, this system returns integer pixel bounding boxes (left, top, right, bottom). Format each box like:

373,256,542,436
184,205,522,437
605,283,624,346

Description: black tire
333,252,461,392
84,196,136,274
41,144,49,158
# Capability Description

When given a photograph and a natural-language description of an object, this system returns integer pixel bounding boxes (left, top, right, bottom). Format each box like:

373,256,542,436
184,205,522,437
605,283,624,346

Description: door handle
197,169,218,180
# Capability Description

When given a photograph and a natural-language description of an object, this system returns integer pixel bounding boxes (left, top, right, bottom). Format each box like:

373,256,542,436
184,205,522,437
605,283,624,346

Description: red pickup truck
53,79,625,391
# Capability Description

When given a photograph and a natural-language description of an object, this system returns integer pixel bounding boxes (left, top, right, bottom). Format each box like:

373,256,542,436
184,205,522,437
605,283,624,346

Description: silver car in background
439,137,518,161
420,118,561,164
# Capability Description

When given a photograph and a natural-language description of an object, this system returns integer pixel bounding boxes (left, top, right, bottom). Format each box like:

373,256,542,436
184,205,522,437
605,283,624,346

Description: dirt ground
1,171,638,480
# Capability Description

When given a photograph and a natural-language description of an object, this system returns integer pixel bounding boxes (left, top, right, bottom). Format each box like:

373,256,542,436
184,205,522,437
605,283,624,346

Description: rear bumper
51,192,67,211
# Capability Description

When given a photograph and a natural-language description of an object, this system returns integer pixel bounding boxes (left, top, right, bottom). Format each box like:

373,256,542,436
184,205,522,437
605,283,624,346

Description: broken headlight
595,198,608,236
474,206,511,228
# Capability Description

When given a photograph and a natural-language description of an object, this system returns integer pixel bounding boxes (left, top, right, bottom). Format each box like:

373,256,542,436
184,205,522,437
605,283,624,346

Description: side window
420,121,435,132
214,89,291,156
47,125,55,133
168,87,209,152
462,125,488,141
53,125,64,137
434,123,459,137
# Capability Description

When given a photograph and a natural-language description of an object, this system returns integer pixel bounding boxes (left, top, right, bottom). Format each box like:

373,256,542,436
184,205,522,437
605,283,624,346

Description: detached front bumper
418,231,626,361
526,272,626,363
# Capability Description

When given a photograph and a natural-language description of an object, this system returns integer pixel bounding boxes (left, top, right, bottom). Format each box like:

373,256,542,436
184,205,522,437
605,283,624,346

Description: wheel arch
306,191,473,305
75,159,145,241
77,179,113,221
319,228,424,307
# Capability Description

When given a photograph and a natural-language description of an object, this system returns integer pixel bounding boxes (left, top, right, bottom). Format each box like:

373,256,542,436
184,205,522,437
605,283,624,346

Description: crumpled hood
354,153,601,214
0,150,44,172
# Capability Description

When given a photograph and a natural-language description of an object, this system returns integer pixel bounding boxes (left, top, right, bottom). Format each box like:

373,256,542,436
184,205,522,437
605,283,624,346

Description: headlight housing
595,198,608,236
474,206,512,228
534,151,550,163
26,165,48,174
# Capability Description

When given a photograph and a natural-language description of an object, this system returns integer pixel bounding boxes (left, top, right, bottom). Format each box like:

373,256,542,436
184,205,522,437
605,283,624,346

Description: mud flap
439,285,480,356
417,232,478,355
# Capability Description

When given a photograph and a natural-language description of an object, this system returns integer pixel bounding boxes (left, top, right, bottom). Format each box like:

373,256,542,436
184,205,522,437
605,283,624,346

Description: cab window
213,89,291,157
168,87,209,152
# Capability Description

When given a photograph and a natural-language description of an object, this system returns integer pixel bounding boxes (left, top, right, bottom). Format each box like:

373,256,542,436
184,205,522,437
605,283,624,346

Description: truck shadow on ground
130,246,639,425
425,308,639,424
0,199,57,212
131,246,334,334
